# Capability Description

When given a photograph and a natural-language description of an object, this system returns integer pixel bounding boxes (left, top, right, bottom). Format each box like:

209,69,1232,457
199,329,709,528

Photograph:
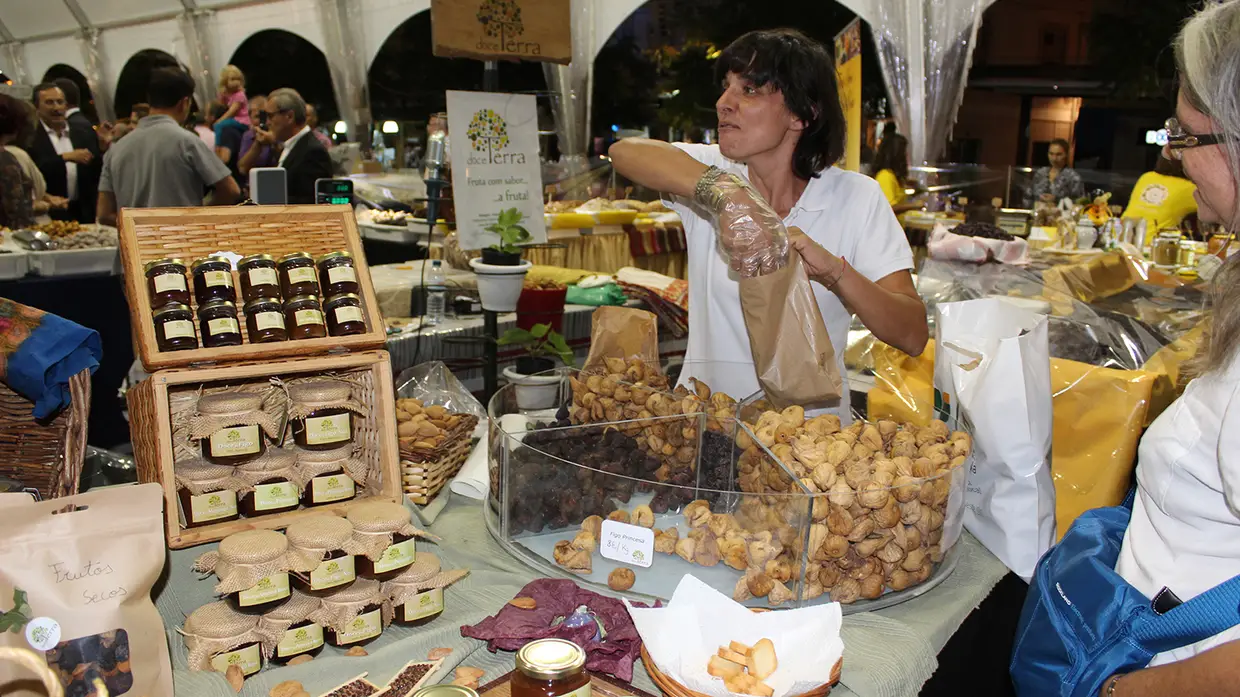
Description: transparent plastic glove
693,167,791,277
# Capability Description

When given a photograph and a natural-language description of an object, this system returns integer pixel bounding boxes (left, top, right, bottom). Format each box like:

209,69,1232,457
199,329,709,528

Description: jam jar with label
192,256,237,305
197,393,269,465
278,252,321,298
287,515,357,596
512,639,590,697
298,447,357,506
145,257,190,308
199,300,243,348
238,254,281,302
289,382,356,450
318,251,360,297
284,295,327,340
259,590,325,665
244,297,288,343
324,293,367,337
319,579,386,648
237,449,301,517
385,553,458,627
176,459,241,528
154,302,199,352
182,602,265,676
348,501,418,581
215,530,294,615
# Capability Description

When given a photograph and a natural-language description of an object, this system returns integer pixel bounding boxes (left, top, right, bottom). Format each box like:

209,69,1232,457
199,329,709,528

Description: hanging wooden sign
431,0,572,65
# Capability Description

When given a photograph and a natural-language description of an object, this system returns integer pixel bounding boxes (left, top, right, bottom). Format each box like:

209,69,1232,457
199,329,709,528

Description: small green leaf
529,323,550,339
497,328,535,346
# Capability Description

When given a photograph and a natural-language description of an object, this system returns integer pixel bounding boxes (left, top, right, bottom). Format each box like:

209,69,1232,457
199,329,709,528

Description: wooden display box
128,351,402,549
119,205,386,372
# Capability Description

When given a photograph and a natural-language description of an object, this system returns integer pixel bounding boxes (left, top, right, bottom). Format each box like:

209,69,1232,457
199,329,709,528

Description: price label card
600,519,654,568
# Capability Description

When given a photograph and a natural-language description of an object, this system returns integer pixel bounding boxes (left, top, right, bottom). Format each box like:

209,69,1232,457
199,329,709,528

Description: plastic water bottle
425,260,447,326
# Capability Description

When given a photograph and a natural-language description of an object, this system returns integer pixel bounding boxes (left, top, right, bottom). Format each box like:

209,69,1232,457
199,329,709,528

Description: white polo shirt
663,144,914,414
41,120,78,201
1116,350,1240,665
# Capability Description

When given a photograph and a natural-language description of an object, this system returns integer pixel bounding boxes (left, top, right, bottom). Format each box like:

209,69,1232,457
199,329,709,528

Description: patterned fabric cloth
624,220,687,258
1025,166,1085,207
0,298,100,418
0,149,34,229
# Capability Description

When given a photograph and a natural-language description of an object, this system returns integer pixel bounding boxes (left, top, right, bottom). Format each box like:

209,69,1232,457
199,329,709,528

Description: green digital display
315,179,354,205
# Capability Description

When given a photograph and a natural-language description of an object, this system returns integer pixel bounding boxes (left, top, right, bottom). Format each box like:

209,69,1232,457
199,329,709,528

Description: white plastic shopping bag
933,298,1056,581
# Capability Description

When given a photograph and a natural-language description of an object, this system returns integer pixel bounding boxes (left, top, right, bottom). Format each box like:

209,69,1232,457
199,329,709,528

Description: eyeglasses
1165,117,1233,159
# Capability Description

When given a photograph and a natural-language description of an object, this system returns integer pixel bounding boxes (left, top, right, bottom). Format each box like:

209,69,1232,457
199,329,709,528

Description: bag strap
1133,573,1240,651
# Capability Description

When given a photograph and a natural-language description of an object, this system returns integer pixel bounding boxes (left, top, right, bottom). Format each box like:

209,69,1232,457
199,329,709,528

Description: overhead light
333,121,347,134
382,121,399,134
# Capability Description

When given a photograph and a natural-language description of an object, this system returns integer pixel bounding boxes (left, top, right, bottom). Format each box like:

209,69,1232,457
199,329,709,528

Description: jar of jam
153,302,199,352
211,530,294,615
199,300,243,348
197,393,270,465
320,579,386,648
284,295,327,340
287,515,357,596
237,449,301,517
182,602,266,676
348,501,418,581
258,590,324,665
192,256,237,306
318,251,360,297
279,252,321,298
289,382,357,450
145,257,190,308
175,459,241,528
298,447,358,506
384,553,463,628
513,639,589,697
238,254,281,302
414,686,479,697
324,293,367,337
244,297,288,344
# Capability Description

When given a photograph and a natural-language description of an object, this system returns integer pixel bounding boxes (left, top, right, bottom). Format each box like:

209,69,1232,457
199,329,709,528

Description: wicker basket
402,436,475,505
641,646,842,697
0,646,65,697
0,368,89,499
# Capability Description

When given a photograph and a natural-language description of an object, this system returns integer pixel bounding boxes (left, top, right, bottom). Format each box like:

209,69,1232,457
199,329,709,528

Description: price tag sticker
600,519,655,568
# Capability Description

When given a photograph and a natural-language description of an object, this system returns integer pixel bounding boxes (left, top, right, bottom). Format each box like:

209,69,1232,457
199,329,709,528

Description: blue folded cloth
0,298,100,419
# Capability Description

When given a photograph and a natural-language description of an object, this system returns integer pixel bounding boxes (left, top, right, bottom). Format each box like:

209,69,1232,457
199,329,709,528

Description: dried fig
854,535,888,558
811,461,837,490
877,419,899,440
287,655,314,666
912,562,933,583
748,536,782,569
928,544,944,563
826,440,852,467
857,482,891,509
631,505,655,528
799,582,826,601
822,534,849,559
225,664,245,692
876,541,906,564
887,568,913,591
892,476,920,503
848,557,881,581
871,499,902,528
747,571,775,597
608,568,636,591
806,414,842,437
902,547,927,572
904,524,923,550
846,517,876,543
818,563,842,589
572,530,597,553
899,499,923,525
654,527,679,554
675,537,697,564
892,456,914,478
693,531,722,567
733,575,754,602
844,460,872,490
768,579,795,606
708,513,738,538
608,510,630,524
830,577,861,604
553,540,592,572
684,500,712,528
828,479,856,509
719,535,749,570
859,573,885,599
811,496,830,522
581,515,603,540
764,556,793,582
913,457,936,478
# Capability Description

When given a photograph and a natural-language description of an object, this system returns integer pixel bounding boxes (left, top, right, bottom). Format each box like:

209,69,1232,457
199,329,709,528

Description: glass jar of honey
258,590,325,665
145,257,190,308
198,300,243,348
192,256,237,306
1152,231,1183,268
318,251,360,297
347,501,419,581
284,295,327,340
324,293,367,337
195,393,272,466
297,447,358,506
513,639,590,697
238,254,280,302
182,602,266,676
286,515,357,596
289,381,358,450
175,459,242,528
244,297,287,344
278,252,321,299
153,302,198,352
319,579,386,648
209,530,294,616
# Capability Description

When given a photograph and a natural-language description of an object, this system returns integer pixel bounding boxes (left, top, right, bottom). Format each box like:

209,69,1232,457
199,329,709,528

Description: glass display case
485,365,970,612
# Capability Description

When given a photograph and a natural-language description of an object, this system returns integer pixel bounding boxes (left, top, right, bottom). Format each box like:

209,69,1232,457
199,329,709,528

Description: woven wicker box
119,205,385,371
128,350,402,549
399,414,477,505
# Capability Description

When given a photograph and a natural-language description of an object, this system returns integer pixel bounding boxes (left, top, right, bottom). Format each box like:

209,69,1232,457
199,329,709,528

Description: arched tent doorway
228,30,339,124
42,64,98,124
113,49,182,121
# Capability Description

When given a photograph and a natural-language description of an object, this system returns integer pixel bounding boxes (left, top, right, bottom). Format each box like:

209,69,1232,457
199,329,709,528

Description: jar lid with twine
180,601,269,672
306,578,386,634
174,458,250,496
236,448,305,490
189,392,284,442
380,553,470,625
297,445,370,491
194,529,298,595
285,514,365,572
256,589,323,659
286,380,364,421
346,501,438,561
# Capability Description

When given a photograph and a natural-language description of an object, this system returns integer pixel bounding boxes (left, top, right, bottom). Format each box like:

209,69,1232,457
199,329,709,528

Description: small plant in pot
481,208,531,265
498,323,574,410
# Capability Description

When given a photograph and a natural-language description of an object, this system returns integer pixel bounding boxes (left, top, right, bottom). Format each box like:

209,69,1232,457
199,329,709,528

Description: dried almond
456,666,486,682
416,422,441,437
225,664,244,692
426,405,448,419
452,677,480,690
345,646,369,656
509,597,537,610
428,647,454,660
287,654,314,666
412,440,437,449
270,681,305,697
430,419,449,429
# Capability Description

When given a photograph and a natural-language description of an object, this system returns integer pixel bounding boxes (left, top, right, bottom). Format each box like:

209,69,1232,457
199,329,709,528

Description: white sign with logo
446,90,548,250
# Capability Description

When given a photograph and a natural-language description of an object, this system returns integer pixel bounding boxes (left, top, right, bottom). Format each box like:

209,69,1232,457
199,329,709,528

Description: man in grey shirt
97,67,239,226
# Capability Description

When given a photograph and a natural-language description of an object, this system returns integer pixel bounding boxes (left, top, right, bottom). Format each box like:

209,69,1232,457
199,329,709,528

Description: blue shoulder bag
1011,492,1240,697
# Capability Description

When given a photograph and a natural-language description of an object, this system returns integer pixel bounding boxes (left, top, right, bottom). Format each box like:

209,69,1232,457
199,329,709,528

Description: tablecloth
160,494,1009,697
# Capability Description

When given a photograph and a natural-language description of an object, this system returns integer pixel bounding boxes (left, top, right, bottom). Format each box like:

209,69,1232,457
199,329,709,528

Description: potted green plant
498,323,573,409
469,207,535,312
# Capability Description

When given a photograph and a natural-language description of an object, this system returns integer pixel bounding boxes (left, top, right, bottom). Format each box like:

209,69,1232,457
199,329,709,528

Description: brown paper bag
0,483,173,697
581,307,661,375
739,255,842,409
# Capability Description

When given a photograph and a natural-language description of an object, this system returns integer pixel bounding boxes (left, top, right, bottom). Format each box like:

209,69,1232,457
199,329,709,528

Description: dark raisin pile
951,221,1015,241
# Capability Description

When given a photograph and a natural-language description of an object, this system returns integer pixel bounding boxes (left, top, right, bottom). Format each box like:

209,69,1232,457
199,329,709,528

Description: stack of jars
145,250,367,353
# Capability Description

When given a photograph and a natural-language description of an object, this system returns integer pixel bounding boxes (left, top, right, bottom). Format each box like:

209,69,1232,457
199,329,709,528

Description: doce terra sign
431,0,571,65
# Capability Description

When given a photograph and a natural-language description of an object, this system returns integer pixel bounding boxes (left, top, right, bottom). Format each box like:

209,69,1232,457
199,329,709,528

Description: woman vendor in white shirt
1092,2,1240,694
609,28,927,413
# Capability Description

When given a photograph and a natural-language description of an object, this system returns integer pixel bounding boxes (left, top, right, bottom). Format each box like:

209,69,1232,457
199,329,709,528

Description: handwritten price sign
600,520,654,568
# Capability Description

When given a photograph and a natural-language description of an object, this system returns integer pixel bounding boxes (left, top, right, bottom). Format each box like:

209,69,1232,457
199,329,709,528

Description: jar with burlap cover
297,445,371,492
287,381,365,449
306,577,386,636
380,552,469,624
175,458,251,497
180,601,269,672
189,392,284,443
346,501,438,561
256,589,323,658
194,529,298,595
285,514,366,573
235,448,303,491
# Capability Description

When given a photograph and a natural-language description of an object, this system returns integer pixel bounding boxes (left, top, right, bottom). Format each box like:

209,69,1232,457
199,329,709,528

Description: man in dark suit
29,82,101,223
254,88,330,204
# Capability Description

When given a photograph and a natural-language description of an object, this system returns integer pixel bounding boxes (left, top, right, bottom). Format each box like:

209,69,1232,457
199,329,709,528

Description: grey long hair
1176,0,1240,373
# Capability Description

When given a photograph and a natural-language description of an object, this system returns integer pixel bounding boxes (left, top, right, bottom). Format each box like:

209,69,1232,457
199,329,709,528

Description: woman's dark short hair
716,28,846,180
1049,138,1071,153
873,133,909,181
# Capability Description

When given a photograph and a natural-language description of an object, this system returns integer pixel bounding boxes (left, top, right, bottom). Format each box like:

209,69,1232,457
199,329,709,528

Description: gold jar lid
153,302,192,319
413,687,478,697
278,251,314,265
284,294,321,308
191,255,232,272
199,299,238,314
318,250,353,264
515,638,586,681
144,257,186,274
244,296,282,313
239,253,276,267
323,293,361,310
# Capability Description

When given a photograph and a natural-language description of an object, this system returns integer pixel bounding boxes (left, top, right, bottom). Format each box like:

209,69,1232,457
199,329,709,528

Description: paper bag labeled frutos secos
739,255,842,410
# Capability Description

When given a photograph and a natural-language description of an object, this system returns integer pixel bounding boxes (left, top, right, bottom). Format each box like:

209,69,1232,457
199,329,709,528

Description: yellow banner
834,19,862,172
